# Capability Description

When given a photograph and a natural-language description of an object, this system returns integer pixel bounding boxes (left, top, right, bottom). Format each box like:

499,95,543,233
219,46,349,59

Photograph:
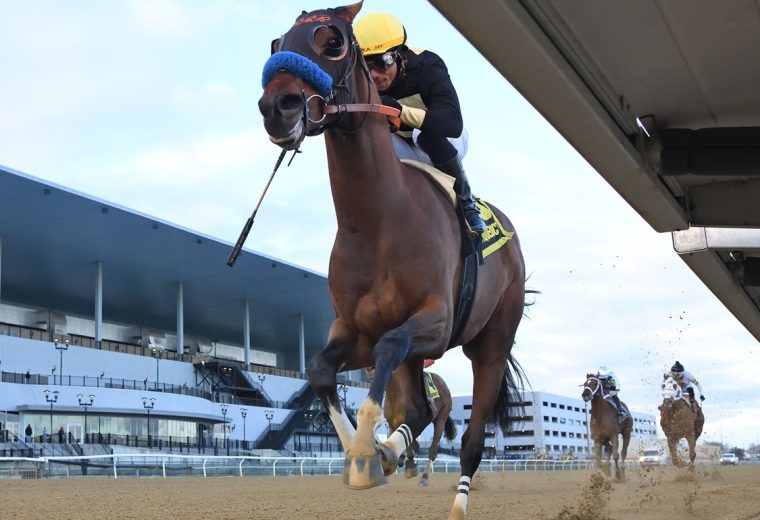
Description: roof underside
429,0,760,341
0,166,334,362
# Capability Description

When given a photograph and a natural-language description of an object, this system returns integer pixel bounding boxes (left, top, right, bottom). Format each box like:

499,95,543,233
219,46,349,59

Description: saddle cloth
424,371,440,400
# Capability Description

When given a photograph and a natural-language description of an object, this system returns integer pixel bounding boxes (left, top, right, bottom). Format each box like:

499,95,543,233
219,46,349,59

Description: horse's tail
444,416,457,441
493,352,530,434
523,275,540,317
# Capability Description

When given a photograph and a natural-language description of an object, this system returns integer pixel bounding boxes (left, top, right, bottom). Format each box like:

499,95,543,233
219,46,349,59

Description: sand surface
1,464,759,519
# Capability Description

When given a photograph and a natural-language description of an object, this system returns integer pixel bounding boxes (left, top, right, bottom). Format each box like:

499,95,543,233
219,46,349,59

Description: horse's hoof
377,443,399,477
404,465,419,479
418,476,429,487
342,452,388,489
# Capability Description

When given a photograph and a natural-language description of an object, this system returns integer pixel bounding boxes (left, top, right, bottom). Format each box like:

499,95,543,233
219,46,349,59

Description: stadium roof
0,165,335,366
430,0,760,342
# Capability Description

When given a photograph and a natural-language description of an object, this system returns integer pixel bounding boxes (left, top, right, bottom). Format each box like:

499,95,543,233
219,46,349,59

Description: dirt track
1,465,759,519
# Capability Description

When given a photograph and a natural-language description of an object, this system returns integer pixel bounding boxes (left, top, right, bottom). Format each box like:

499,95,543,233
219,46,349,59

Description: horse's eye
323,36,344,57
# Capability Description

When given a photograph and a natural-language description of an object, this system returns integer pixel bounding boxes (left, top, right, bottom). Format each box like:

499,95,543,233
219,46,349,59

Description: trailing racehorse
581,374,632,480
259,3,527,518
385,369,456,486
660,374,704,468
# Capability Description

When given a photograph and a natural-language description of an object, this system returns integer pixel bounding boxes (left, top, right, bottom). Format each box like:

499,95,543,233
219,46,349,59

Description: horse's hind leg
419,417,445,486
620,428,631,480
404,441,420,478
448,282,524,519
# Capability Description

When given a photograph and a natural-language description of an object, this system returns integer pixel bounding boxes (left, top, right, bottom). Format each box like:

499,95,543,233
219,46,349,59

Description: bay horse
385,369,456,486
259,3,527,518
660,374,704,468
581,374,632,480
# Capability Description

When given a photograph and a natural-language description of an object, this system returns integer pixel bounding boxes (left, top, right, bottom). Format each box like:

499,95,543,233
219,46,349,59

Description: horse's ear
336,1,363,24
270,38,281,55
585,373,593,379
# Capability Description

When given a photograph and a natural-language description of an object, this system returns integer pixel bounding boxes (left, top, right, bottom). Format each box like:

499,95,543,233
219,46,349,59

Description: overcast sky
1,1,758,449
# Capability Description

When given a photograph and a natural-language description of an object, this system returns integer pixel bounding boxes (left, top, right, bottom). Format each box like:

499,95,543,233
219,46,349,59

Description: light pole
257,373,266,389
77,393,94,443
54,338,69,385
220,404,229,450
584,401,591,456
337,383,348,408
152,348,161,391
142,397,155,447
44,389,59,442
240,408,248,447
265,409,274,433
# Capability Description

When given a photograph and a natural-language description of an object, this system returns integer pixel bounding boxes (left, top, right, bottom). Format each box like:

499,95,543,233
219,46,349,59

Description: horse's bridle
581,377,601,401
264,9,400,150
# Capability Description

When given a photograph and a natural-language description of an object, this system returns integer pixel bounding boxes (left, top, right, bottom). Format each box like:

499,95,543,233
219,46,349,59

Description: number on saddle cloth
424,372,440,400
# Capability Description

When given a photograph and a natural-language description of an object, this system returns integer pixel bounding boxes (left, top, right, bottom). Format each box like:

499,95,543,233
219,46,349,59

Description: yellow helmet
354,12,406,56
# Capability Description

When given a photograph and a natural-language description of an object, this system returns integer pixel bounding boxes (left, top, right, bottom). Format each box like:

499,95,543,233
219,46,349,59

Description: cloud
1,0,758,448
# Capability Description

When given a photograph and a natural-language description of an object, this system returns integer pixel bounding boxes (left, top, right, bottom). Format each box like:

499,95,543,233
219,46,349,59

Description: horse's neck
591,393,609,411
324,75,407,226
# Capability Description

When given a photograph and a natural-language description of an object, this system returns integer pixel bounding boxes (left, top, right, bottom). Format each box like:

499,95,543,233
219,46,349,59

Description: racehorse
258,3,527,518
581,374,633,480
660,374,704,468
385,369,456,486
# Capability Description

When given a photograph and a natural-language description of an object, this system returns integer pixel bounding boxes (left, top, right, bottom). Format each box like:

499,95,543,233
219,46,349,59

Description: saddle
399,160,515,348
604,396,630,422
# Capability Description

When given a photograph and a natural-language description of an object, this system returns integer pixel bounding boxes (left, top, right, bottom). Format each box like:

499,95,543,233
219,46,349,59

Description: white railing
0,455,628,480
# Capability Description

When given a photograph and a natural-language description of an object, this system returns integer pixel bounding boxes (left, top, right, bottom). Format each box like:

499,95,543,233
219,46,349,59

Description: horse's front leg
687,434,697,469
594,441,603,473
346,310,446,489
306,320,358,452
610,436,621,481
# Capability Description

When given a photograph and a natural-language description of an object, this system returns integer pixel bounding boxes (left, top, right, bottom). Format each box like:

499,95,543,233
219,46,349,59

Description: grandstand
0,164,370,459
0,164,657,468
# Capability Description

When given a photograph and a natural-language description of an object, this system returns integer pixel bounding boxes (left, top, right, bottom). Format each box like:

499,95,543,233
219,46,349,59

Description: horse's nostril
276,93,304,116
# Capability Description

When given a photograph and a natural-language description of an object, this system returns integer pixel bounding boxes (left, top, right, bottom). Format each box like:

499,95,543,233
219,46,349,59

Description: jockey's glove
380,95,402,111
700,395,705,401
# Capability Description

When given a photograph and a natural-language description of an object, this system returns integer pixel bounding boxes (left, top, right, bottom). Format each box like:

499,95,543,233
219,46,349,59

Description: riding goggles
365,51,396,71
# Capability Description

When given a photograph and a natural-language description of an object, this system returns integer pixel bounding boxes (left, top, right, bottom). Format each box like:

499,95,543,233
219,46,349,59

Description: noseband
582,377,601,400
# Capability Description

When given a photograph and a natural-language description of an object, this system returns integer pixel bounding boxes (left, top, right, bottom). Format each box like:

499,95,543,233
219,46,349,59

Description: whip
226,149,292,267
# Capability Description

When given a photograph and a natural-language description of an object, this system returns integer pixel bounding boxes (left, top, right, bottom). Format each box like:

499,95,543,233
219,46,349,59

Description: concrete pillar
299,313,306,374
177,282,184,359
244,300,251,368
94,262,103,348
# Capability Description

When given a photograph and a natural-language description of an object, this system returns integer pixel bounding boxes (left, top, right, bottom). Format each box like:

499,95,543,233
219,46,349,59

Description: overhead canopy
0,165,335,366
430,0,760,341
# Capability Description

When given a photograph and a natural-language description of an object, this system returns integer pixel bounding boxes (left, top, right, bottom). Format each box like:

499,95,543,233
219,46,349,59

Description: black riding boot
435,155,487,233
613,396,623,421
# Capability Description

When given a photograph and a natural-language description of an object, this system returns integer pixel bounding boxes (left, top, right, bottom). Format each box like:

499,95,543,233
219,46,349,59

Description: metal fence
0,455,619,480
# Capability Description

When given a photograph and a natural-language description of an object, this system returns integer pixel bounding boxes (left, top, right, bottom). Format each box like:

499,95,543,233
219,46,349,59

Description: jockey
597,366,623,418
670,361,705,411
353,12,487,233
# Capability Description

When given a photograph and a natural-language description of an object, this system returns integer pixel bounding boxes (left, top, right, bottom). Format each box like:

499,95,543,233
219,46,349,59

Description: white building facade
446,390,657,459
